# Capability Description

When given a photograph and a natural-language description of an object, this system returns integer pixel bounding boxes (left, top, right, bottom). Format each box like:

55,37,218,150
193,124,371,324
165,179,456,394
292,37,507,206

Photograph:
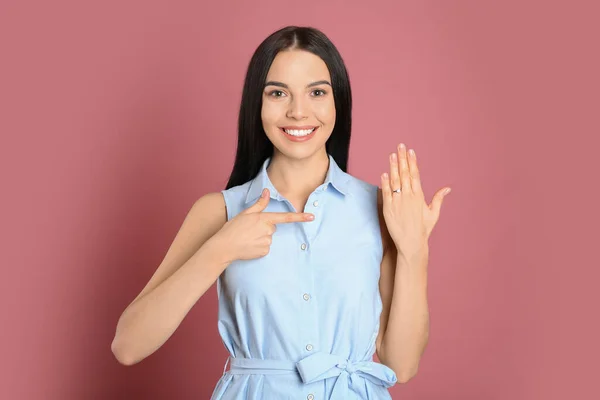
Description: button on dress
210,154,397,400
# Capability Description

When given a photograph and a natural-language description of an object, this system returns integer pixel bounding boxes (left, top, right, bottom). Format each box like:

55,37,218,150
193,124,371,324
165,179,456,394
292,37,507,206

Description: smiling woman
110,25,402,400
227,26,353,192
211,26,398,400
262,69,333,143
263,74,330,143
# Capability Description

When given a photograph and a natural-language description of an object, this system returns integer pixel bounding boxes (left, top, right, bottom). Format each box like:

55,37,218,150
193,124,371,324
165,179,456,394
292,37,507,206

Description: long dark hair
224,26,353,190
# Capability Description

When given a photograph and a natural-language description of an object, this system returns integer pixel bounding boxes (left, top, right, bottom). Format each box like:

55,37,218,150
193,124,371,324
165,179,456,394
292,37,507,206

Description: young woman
112,26,450,400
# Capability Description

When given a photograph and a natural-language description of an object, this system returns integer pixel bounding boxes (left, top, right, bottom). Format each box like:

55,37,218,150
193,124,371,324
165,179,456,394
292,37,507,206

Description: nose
286,96,308,120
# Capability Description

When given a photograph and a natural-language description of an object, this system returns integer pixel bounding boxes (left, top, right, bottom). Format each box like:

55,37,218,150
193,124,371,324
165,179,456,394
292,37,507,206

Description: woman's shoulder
221,179,253,195
219,180,255,220
346,175,384,216
191,191,228,222
342,174,382,217
344,173,380,198
220,180,254,205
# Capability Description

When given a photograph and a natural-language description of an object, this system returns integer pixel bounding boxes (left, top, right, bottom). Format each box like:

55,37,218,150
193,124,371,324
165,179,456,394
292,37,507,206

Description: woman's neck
266,150,330,200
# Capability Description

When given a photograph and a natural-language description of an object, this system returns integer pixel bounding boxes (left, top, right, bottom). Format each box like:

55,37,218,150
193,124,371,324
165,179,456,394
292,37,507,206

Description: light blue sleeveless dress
210,154,397,400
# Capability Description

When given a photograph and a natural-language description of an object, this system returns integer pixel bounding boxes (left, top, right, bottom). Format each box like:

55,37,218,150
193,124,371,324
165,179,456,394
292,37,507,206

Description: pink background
1,0,598,399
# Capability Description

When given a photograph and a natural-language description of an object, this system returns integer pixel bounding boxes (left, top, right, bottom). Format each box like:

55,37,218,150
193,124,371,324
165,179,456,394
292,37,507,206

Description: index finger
261,212,315,224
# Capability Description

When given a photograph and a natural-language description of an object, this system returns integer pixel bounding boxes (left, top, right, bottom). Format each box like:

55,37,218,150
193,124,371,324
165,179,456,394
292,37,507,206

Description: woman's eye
269,90,285,97
312,89,327,97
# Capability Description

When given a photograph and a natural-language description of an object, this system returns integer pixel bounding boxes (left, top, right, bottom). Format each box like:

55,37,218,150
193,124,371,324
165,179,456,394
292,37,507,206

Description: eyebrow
264,80,332,89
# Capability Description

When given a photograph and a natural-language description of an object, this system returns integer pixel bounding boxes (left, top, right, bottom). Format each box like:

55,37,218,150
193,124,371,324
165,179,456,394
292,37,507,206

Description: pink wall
1,0,598,399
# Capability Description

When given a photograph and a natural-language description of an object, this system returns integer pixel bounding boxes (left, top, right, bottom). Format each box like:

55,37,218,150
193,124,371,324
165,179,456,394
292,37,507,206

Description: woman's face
261,49,336,160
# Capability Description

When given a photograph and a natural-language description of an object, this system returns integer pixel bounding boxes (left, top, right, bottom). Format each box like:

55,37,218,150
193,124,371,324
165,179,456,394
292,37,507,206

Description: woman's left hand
380,143,451,260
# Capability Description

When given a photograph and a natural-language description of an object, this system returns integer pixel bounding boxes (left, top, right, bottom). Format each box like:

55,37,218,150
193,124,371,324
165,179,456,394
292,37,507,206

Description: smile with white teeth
283,128,316,137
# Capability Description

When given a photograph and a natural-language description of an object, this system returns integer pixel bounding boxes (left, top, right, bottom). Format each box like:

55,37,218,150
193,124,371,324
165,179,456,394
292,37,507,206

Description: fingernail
409,149,415,157
307,214,315,220
444,188,451,195
261,189,267,197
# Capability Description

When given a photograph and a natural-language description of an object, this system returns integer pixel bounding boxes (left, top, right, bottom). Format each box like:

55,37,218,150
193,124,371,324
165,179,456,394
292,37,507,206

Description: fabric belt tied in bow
225,351,397,399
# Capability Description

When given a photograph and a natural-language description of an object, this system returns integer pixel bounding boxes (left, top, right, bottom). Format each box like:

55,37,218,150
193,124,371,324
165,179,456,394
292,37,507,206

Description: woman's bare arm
110,192,229,366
